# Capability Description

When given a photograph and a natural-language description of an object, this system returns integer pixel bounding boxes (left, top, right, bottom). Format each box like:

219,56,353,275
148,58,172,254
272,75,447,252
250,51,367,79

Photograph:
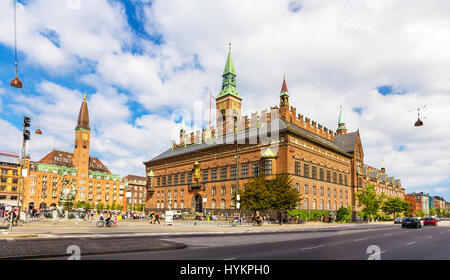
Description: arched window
174,201,177,209
304,198,308,209
312,199,316,210
161,201,164,209
212,199,216,209
320,200,324,210
157,201,160,209
333,201,336,210
180,200,184,209
327,200,331,210
221,199,226,209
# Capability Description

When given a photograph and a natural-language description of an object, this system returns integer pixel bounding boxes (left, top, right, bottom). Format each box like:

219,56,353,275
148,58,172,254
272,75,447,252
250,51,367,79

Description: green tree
356,184,386,222
239,174,272,216
382,197,409,218
436,208,442,217
268,174,302,225
336,205,352,223
96,202,104,210
415,210,426,218
429,207,436,216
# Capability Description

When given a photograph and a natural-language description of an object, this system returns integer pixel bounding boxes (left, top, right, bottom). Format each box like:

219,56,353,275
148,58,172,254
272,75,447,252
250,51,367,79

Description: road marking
300,245,323,251
440,232,444,235
223,258,235,260
383,233,392,236
427,236,432,239
406,242,415,246
6,238,14,242
353,238,368,241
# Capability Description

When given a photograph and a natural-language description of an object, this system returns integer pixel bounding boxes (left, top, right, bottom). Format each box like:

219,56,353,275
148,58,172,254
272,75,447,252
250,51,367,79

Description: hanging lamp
10,0,23,88
414,108,423,127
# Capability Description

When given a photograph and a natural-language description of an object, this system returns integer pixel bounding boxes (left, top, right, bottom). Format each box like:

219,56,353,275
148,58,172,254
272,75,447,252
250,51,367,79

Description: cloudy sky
0,0,449,200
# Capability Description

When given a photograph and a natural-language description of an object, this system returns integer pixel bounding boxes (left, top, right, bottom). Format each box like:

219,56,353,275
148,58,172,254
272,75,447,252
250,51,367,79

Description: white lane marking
6,238,15,242
383,233,392,236
353,238,368,242
300,245,323,251
406,242,415,246
223,258,236,260
427,236,432,239
440,232,444,235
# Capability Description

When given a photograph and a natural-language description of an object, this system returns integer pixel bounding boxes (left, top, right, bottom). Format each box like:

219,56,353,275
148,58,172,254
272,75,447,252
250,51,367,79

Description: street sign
165,210,173,225
22,168,27,177
236,202,240,209
126,192,132,198
236,194,240,201
202,198,207,203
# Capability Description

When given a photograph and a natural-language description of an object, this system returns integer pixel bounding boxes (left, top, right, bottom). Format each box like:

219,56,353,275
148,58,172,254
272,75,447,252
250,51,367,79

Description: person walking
155,213,160,224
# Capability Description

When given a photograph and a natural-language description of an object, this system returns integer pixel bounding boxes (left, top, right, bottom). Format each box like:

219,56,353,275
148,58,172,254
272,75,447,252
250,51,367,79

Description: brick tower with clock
73,92,91,177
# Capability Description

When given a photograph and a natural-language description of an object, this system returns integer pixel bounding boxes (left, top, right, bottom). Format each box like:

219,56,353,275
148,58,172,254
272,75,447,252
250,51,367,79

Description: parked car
402,217,422,228
423,217,438,226
394,217,403,224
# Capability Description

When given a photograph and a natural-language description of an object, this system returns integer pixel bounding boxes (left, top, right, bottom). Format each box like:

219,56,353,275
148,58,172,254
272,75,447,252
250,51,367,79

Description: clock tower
216,43,242,135
73,92,90,177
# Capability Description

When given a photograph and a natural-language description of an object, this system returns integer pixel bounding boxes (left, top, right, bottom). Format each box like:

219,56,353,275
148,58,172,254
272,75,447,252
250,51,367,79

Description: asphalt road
65,224,449,260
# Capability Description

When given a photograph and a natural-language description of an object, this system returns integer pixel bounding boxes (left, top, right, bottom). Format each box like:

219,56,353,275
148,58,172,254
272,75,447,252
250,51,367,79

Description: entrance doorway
192,194,202,213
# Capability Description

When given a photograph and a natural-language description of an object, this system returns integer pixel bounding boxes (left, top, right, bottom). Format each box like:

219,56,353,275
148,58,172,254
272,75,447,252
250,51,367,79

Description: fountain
51,175,84,220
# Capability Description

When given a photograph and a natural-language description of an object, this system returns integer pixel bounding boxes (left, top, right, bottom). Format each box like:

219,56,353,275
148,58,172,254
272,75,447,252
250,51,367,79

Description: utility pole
11,116,30,232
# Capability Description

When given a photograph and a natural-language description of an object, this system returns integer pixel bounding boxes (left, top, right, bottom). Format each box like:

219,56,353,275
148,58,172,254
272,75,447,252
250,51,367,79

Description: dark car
423,217,438,226
402,217,422,228
394,217,403,224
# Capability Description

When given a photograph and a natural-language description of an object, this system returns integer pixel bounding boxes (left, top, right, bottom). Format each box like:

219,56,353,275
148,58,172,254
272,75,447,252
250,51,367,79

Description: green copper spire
223,42,236,76
381,158,385,169
337,106,346,130
217,42,241,99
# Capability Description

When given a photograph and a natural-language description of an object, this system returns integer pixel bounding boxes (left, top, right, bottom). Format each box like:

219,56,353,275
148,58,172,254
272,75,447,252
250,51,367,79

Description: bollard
114,216,118,227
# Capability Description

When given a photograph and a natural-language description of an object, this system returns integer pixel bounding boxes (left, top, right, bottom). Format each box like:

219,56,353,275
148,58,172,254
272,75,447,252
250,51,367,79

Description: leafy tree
96,202,104,210
356,184,386,222
336,206,352,223
268,174,302,225
415,210,426,218
436,208,442,217
429,207,436,216
382,197,409,218
239,174,272,216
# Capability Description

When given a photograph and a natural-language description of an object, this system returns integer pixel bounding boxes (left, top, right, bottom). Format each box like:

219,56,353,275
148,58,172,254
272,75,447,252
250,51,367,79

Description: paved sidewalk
0,237,186,259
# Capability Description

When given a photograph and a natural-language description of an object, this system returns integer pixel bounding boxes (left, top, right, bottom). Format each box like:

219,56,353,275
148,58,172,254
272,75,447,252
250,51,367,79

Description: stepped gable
38,150,111,173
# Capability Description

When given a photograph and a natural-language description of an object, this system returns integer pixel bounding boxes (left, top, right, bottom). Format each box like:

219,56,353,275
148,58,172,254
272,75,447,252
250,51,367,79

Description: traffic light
23,116,31,141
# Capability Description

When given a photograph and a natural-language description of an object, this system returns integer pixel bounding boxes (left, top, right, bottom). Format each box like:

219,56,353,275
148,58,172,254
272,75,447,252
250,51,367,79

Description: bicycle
96,219,115,228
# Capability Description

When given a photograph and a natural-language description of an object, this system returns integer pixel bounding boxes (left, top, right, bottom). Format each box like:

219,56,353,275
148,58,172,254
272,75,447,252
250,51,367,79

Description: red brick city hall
143,47,405,217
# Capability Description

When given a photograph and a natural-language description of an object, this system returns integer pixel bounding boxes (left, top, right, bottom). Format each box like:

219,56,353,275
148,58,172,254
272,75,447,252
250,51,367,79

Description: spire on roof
217,42,241,100
76,92,90,130
280,74,288,96
336,106,347,135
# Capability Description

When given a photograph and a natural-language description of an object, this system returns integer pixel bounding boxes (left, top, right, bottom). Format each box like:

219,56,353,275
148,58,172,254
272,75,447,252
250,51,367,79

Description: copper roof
281,78,288,93
38,150,110,173
76,96,90,130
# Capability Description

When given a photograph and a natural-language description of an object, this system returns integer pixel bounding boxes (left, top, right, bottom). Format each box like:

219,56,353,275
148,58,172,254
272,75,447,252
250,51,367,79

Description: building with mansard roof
143,45,405,219
21,94,125,211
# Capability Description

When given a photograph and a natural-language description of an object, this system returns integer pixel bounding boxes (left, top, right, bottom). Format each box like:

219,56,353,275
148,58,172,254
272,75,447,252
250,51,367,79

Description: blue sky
0,0,449,201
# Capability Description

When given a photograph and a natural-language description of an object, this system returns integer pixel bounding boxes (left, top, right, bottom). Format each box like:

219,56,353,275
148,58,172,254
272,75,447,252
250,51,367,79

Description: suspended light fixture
35,118,42,134
414,108,423,127
10,0,23,89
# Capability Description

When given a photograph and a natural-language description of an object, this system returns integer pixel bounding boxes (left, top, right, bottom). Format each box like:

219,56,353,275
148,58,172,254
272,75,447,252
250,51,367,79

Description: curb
0,241,187,260
0,234,39,239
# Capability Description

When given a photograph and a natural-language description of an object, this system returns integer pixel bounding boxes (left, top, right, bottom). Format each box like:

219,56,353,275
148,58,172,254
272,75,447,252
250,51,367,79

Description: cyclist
105,211,112,226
